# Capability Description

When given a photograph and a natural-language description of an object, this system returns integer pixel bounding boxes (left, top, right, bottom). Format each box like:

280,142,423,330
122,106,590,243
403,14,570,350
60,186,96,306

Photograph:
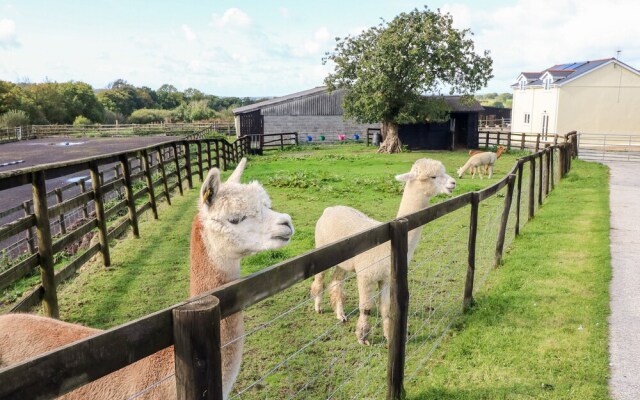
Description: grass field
47,144,609,399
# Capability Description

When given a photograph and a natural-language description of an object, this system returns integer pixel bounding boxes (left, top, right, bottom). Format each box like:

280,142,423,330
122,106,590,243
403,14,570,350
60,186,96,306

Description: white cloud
293,26,332,57
442,0,640,93
212,8,252,29
182,24,197,42
280,7,291,19
0,19,19,48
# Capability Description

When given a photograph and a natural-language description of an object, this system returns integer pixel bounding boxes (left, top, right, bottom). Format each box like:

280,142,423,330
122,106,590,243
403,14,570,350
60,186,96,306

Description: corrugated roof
233,86,329,114
234,87,483,115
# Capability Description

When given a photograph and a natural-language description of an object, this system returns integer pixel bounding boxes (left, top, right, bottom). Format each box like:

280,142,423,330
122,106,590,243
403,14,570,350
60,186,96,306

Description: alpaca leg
310,271,326,313
355,278,376,345
329,267,348,322
379,280,391,342
488,165,493,179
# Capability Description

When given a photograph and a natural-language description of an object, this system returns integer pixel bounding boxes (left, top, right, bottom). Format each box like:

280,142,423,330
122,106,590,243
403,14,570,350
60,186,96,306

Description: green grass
407,160,611,399
46,145,609,398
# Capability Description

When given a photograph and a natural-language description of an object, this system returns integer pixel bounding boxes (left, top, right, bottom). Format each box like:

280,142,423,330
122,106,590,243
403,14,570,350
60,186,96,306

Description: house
511,58,640,136
233,87,483,150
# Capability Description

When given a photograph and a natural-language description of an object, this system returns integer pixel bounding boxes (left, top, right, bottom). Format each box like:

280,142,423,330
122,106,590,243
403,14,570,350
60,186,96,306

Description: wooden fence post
32,170,59,318
529,157,535,220
538,152,543,206
546,148,552,194
184,142,194,189
89,162,111,267
507,131,512,150
520,133,525,150
496,131,501,147
54,188,67,235
79,179,89,219
214,140,221,169
387,218,409,400
206,141,212,171
119,154,140,238
142,150,159,220
173,295,223,400
550,147,555,190
172,143,184,196
535,134,541,152
196,141,204,182
23,201,35,253
495,175,516,267
515,160,524,236
158,147,171,205
485,131,489,148
463,192,479,311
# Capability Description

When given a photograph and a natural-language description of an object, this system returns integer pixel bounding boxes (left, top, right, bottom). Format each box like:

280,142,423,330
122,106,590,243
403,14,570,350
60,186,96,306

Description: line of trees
0,79,266,128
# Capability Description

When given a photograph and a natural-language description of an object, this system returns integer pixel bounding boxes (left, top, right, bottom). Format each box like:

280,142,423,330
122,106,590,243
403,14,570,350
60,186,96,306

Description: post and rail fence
0,133,267,312
0,132,578,399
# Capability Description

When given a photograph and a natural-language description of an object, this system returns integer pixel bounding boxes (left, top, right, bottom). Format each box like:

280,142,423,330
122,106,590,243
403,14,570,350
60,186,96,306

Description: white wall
557,63,640,134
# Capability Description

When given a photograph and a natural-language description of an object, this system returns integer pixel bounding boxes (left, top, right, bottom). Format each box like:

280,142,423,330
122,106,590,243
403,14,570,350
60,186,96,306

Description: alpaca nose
279,214,294,235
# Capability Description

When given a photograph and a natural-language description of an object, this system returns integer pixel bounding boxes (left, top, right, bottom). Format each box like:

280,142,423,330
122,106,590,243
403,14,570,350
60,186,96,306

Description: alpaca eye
228,216,247,225
430,176,437,179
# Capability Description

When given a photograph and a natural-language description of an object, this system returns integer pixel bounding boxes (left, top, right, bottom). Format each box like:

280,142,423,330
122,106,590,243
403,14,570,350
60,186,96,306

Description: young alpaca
0,158,294,399
467,146,505,177
310,159,456,345
457,149,501,180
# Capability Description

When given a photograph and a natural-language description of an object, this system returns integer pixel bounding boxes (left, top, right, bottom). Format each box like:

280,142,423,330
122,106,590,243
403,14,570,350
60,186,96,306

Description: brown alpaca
466,146,506,177
0,158,294,399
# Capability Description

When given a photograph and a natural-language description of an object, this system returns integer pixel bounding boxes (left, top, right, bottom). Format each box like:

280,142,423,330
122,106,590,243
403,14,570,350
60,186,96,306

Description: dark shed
398,96,483,150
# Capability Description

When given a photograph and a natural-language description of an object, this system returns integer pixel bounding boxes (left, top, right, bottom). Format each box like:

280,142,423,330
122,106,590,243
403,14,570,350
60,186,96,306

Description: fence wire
230,253,392,399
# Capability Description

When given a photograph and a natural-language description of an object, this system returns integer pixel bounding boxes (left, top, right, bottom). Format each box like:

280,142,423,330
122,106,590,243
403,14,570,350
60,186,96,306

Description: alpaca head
496,145,506,157
199,158,294,258
396,158,456,196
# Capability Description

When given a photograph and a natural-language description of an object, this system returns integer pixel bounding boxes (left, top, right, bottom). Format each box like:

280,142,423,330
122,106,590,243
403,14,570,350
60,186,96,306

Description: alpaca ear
201,168,221,206
227,157,247,184
395,172,416,182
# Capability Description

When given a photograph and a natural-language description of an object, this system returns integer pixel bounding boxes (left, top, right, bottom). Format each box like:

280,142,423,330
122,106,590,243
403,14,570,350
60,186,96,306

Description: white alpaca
0,158,294,399
457,151,498,179
310,159,456,345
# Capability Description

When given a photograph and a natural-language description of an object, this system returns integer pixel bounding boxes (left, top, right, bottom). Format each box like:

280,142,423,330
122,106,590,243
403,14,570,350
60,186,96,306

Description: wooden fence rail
0,133,578,399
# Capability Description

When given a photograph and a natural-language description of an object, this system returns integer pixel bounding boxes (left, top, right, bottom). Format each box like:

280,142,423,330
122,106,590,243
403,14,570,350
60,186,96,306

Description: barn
233,87,483,150
232,87,378,142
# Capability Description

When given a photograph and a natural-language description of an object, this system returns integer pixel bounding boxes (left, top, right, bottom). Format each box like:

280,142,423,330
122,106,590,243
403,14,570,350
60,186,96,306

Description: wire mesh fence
0,141,577,399
231,252,391,399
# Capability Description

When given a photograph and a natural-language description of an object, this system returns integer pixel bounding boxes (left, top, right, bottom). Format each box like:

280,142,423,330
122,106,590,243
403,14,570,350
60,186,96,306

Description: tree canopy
324,7,493,152
0,79,266,127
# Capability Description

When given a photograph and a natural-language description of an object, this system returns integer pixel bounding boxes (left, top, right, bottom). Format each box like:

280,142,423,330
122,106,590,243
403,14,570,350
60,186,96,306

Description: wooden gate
239,111,264,154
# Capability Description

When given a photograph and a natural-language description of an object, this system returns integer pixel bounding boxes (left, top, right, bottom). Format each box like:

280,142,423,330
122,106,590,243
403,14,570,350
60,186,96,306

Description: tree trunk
378,121,403,153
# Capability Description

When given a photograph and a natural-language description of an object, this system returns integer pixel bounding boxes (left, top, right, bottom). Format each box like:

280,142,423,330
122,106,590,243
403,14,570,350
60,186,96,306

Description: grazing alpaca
467,146,505,177
457,146,505,180
0,158,294,399
311,159,456,345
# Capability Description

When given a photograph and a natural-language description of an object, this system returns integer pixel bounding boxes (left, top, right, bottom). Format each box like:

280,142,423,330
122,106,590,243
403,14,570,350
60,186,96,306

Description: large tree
324,7,493,153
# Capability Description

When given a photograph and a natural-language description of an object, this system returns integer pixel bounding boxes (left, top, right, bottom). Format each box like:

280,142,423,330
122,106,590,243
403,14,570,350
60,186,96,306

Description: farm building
233,87,483,150
511,58,640,135
232,87,377,143
398,96,483,151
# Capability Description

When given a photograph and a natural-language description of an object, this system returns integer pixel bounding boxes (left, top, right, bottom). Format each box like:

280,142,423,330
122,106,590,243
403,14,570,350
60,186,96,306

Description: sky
1,0,640,97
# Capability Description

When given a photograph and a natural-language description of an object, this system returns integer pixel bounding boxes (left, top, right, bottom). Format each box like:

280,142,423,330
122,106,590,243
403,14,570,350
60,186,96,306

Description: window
524,113,530,124
543,77,552,90
519,79,526,91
